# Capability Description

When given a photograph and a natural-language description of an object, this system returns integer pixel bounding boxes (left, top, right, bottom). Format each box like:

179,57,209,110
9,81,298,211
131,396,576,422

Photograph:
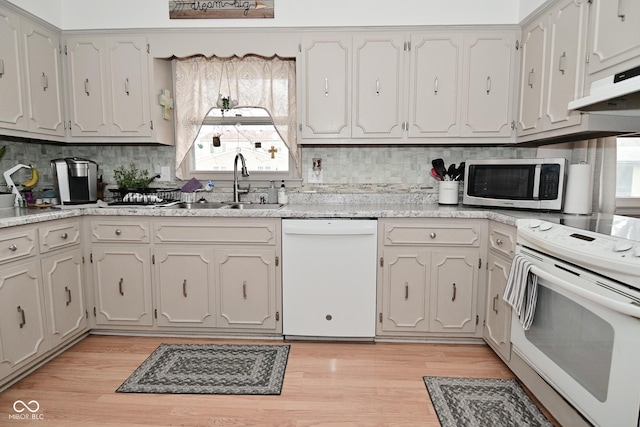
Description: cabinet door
0,6,26,130
92,246,153,326
462,33,515,137
545,0,588,130
66,37,109,137
429,251,479,334
409,33,463,137
484,253,512,361
106,37,151,136
154,248,215,327
22,20,65,136
587,0,640,75
517,18,548,136
299,36,351,138
352,34,405,138
41,249,87,347
0,260,47,378
379,248,430,333
215,248,278,330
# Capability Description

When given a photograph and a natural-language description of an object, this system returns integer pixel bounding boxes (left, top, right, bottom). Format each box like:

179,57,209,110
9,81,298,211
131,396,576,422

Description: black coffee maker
51,157,98,204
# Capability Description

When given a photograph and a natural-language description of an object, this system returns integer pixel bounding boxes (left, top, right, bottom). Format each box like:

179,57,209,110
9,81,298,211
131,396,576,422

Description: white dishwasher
282,219,377,339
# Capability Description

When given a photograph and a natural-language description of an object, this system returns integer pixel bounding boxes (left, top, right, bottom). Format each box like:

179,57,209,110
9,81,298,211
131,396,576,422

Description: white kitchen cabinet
22,18,65,137
90,220,153,327
66,35,152,138
154,248,215,327
299,35,351,139
408,33,463,137
377,219,485,338
0,260,47,379
429,250,479,334
586,0,640,77
461,32,516,138
352,34,406,138
379,248,430,333
41,248,87,347
517,0,588,137
0,5,27,131
483,222,516,361
215,248,278,330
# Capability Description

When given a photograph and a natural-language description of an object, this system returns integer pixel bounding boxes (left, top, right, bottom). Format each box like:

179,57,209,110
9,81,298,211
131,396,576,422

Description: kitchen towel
503,254,539,330
563,163,593,215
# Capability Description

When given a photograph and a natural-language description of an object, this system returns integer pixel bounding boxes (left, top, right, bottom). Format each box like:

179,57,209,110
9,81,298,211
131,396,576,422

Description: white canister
438,181,459,205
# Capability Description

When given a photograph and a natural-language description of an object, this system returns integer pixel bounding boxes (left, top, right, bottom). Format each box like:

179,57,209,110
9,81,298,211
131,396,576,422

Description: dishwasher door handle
283,220,377,236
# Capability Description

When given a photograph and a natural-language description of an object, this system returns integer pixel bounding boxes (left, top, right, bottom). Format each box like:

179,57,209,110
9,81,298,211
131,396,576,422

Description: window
616,136,640,214
192,108,291,177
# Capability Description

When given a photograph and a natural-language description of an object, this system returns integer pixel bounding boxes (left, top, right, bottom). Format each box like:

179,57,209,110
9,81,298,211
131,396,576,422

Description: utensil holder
438,181,459,205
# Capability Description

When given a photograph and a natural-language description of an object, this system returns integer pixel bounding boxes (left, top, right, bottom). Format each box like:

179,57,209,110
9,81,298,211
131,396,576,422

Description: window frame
616,136,640,216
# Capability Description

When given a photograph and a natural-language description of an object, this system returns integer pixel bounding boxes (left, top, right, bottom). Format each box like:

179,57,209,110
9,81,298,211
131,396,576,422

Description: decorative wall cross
158,89,174,120
268,146,278,159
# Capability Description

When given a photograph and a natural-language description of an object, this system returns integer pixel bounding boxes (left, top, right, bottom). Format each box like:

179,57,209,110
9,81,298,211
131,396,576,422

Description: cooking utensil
430,168,442,181
432,159,447,180
447,163,457,180
453,162,465,181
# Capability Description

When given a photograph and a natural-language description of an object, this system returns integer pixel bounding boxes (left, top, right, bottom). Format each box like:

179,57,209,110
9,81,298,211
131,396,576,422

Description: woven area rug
116,344,290,395
423,376,553,427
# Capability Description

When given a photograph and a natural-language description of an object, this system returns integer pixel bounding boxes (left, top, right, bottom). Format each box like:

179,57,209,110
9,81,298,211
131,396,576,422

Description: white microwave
462,158,567,211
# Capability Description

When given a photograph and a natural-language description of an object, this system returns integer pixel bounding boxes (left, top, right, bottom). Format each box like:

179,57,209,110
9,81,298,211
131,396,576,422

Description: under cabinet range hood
568,65,640,116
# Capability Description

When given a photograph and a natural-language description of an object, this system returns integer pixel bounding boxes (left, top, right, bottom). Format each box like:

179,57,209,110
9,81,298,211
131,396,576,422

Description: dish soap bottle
277,180,288,204
267,180,278,203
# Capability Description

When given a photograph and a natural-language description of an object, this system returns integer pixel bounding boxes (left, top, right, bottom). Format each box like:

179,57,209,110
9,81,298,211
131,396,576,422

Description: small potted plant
113,163,159,197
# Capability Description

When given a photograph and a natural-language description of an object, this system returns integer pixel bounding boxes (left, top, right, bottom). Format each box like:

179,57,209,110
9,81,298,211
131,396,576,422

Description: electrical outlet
158,166,171,182
308,169,323,184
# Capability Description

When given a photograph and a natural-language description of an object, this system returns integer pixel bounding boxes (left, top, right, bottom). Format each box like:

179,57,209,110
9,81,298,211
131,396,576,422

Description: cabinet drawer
0,228,37,264
155,220,278,245
488,223,516,259
39,221,81,253
383,222,481,247
91,221,150,243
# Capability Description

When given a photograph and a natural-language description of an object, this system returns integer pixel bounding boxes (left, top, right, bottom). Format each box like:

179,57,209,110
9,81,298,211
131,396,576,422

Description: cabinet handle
60,232,68,240
84,78,90,96
618,0,626,21
558,52,567,75
243,281,247,299
376,78,380,96
324,78,328,97
114,229,122,236
65,286,72,306
452,283,457,301
183,279,187,298
493,294,499,314
404,281,409,300
118,278,124,296
8,244,17,252
486,76,491,94
434,77,438,95
528,69,535,88
42,72,48,91
496,238,503,246
125,78,130,96
0,59,4,77
429,232,436,239
17,306,26,328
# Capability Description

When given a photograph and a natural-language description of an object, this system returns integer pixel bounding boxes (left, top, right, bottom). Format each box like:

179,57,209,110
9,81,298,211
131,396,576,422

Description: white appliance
568,64,640,116
463,158,567,211
512,217,640,427
282,219,377,339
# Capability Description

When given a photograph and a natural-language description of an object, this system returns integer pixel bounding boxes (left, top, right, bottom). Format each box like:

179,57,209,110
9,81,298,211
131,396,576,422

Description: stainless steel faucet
233,152,250,202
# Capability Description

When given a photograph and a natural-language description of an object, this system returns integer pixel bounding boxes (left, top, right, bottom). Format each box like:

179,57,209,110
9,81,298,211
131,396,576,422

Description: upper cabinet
586,0,640,77
66,36,152,139
517,0,589,137
299,29,518,144
0,6,27,131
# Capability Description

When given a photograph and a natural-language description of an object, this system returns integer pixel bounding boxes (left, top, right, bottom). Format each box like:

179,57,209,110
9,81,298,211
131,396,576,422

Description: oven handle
530,265,640,319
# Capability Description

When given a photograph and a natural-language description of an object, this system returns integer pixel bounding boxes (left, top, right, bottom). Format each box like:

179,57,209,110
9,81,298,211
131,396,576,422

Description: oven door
511,249,640,427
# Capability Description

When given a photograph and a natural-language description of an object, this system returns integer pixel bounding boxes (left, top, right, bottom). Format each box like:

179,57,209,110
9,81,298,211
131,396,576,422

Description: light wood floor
0,335,558,426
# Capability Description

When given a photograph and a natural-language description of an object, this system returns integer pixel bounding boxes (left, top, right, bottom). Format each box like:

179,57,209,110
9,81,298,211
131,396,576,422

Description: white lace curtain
173,55,298,179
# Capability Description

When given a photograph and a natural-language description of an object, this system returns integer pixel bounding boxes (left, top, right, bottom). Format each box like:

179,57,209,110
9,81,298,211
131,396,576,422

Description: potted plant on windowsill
112,163,160,197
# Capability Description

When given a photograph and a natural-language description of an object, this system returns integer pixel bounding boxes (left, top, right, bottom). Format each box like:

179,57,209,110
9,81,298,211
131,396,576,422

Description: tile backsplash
0,136,536,192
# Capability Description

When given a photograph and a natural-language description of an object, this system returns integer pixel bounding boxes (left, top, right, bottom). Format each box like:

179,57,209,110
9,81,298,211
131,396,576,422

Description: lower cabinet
377,219,485,338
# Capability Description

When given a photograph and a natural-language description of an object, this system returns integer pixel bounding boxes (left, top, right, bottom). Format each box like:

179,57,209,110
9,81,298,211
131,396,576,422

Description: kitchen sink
166,201,284,210
227,203,284,210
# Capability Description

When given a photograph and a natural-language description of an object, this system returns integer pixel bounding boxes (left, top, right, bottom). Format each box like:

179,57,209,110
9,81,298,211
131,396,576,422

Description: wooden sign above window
169,1,274,19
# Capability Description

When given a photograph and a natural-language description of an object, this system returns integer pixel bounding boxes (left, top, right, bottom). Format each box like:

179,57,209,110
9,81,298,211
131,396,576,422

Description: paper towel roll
563,163,593,215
